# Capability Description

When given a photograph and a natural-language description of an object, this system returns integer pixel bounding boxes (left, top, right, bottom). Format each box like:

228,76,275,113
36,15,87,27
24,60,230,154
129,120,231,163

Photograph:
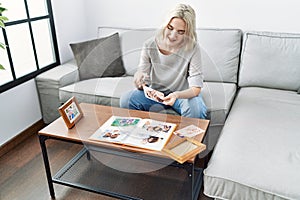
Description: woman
120,4,207,119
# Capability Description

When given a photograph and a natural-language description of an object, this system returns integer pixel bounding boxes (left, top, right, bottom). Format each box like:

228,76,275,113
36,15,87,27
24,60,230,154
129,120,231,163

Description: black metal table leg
86,149,91,160
184,162,194,200
39,135,55,199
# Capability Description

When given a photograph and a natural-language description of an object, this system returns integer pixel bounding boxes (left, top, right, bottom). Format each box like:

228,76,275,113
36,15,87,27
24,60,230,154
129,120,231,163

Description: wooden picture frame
58,97,83,129
162,137,206,164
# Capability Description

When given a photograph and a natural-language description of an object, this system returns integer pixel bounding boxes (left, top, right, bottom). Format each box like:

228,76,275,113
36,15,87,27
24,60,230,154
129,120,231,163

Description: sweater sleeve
187,43,204,88
137,40,152,74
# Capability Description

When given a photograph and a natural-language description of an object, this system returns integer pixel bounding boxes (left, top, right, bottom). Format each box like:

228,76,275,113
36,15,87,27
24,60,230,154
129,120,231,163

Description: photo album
89,116,177,151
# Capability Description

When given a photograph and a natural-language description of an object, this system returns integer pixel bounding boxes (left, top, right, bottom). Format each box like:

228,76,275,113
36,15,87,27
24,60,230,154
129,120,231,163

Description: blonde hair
156,4,197,50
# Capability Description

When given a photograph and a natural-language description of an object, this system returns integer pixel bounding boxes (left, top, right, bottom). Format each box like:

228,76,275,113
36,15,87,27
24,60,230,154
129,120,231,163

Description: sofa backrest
239,31,300,91
98,27,242,83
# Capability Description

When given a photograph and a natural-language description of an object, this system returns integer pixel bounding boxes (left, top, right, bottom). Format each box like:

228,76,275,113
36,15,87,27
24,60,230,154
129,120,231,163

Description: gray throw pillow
70,33,125,80
298,87,300,94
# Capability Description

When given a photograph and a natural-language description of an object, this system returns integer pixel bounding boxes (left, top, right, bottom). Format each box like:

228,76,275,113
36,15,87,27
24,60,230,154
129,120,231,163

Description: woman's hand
162,92,178,106
134,71,149,90
162,87,201,106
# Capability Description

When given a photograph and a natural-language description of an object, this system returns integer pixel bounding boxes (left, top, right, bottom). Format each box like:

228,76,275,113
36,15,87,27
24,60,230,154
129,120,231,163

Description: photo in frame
58,97,83,128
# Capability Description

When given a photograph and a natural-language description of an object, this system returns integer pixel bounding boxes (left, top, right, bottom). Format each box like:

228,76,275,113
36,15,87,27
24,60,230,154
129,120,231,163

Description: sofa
35,27,300,199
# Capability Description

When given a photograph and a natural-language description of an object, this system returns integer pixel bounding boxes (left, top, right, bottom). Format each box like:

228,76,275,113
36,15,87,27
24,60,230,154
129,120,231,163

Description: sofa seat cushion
199,82,237,152
59,76,135,107
204,87,300,200
202,82,237,125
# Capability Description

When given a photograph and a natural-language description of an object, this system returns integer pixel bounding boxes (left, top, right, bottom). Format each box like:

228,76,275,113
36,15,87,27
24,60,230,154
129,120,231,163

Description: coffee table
39,103,209,200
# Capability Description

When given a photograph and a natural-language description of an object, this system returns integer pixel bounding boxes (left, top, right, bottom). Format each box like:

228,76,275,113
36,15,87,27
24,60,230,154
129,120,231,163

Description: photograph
143,85,165,103
174,125,205,138
58,96,83,128
64,101,80,123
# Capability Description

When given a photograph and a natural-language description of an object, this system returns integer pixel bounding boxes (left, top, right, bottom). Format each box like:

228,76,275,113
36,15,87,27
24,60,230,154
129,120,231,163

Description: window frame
0,0,60,93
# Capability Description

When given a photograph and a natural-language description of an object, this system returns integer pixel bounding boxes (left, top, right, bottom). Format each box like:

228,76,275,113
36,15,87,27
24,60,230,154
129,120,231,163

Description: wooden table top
39,103,210,161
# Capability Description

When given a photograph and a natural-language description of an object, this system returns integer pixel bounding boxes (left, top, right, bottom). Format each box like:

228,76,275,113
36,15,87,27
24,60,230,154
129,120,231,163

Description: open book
89,116,177,151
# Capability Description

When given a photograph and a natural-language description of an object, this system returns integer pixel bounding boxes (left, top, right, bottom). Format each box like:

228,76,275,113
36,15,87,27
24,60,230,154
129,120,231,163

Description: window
0,0,59,93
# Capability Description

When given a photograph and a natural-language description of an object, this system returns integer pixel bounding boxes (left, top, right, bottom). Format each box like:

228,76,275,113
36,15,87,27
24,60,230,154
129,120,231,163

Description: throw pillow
298,87,300,94
70,33,125,80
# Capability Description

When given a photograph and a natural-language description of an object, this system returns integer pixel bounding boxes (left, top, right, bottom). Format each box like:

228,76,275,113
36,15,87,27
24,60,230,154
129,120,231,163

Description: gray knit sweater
137,37,204,95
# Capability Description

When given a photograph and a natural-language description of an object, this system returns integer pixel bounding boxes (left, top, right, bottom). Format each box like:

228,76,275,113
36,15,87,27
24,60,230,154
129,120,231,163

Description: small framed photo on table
58,97,83,129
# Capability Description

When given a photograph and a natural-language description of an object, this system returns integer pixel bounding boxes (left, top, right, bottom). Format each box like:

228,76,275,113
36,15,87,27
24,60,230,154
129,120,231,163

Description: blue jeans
120,89,207,119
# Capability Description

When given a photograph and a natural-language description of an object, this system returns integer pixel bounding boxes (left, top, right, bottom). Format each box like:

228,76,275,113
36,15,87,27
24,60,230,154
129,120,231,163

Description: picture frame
162,137,206,164
58,97,83,129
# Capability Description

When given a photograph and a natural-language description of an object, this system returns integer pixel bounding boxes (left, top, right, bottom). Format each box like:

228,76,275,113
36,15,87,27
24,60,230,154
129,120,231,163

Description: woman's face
164,17,186,48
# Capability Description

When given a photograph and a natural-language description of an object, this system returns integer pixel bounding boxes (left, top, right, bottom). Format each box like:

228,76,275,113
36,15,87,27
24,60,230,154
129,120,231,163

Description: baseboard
0,119,46,157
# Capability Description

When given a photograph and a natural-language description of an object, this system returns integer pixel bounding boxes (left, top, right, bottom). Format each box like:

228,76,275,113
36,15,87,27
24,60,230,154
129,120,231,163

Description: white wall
59,0,300,62
1,0,300,146
198,0,300,33
85,0,300,36
52,0,88,63
0,80,41,145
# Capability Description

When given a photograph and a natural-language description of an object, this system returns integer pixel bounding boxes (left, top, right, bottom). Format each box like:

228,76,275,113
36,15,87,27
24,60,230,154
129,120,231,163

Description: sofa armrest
36,60,79,123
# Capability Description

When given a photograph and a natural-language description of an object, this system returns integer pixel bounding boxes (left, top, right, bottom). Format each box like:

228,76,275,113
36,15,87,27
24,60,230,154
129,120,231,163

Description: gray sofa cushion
59,77,136,107
202,82,237,125
59,77,181,117
200,82,237,152
197,29,242,83
204,87,300,200
239,31,300,91
70,33,125,80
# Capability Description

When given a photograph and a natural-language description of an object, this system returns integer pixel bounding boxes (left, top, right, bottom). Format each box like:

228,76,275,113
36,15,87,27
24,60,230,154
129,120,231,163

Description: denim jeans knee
119,90,134,109
173,94,207,119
